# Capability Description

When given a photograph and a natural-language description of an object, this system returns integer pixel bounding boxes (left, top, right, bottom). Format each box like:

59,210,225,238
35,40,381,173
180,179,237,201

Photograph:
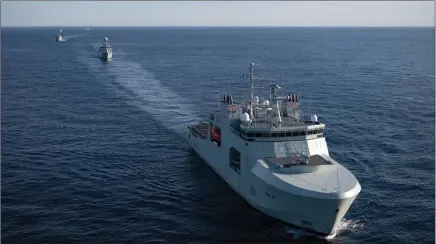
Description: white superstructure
187,63,361,237
97,37,113,61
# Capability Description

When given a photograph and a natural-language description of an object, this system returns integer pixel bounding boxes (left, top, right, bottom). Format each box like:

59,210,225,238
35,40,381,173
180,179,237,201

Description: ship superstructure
187,63,361,237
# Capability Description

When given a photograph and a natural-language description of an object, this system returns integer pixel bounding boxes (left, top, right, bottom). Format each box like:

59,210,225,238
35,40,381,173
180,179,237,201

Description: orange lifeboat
212,127,221,146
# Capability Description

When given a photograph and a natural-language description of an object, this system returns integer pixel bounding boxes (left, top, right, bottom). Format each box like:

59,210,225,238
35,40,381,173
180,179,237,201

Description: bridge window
239,129,323,140
308,129,324,135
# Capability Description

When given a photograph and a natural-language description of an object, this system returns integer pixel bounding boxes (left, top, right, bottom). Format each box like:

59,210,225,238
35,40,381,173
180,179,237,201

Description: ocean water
1,27,434,243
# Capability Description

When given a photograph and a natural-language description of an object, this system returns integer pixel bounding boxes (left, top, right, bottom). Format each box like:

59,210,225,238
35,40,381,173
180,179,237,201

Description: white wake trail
284,218,364,240
77,50,201,138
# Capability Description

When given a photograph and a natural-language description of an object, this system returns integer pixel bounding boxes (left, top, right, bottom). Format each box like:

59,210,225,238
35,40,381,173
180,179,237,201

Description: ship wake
285,218,364,240
63,33,87,41
77,48,201,138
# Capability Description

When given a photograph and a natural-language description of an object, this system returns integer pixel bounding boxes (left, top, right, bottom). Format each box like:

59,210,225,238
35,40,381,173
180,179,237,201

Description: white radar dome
261,100,270,106
240,112,250,122
310,114,318,122
104,37,108,41
254,96,259,104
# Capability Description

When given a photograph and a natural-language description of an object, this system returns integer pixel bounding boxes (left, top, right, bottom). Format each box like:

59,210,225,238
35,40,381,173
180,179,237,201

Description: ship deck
265,154,332,167
189,122,209,139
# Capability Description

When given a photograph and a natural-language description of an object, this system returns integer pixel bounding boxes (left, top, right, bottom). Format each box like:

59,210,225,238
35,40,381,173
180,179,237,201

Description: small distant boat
97,37,113,61
55,29,63,42
86,28,90,31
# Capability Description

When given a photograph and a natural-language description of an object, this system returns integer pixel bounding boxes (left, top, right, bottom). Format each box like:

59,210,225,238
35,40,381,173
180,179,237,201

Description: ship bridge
231,118,325,142
219,95,325,142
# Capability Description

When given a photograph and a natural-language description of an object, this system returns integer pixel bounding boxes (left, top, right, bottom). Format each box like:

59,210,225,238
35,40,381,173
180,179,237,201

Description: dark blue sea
2,27,435,244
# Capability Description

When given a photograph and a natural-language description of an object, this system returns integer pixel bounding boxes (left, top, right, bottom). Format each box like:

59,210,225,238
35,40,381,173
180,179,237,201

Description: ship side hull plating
245,172,358,236
98,52,112,61
188,129,360,237
97,47,113,61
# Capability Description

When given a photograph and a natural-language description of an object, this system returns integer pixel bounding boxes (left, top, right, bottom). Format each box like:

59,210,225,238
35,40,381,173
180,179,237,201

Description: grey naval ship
187,63,361,237
97,37,113,61
55,29,63,42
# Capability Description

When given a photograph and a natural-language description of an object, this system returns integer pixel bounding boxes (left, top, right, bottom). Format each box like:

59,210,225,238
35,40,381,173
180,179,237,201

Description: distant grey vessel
97,37,113,61
188,63,361,237
55,29,63,42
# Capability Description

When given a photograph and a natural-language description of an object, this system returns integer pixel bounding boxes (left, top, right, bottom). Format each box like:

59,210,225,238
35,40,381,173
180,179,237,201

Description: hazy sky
1,1,434,27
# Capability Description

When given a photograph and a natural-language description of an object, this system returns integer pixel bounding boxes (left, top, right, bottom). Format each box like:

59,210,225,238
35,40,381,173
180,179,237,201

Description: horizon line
2,25,434,28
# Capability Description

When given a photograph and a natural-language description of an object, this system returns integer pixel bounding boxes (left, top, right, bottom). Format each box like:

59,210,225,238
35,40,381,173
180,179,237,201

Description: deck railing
229,126,323,141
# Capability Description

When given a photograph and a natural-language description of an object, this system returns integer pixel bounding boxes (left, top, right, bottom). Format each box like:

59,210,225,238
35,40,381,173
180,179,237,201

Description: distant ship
187,63,361,238
55,29,63,42
97,37,113,61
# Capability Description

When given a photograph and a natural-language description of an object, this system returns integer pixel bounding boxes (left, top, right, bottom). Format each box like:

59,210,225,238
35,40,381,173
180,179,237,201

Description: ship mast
249,63,254,101
248,63,255,118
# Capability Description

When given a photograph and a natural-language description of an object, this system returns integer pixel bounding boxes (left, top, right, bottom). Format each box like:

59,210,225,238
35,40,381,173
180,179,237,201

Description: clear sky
1,1,434,27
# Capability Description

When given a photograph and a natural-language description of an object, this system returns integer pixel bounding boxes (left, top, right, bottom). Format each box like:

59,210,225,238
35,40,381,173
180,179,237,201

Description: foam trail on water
77,49,201,138
63,32,88,41
110,61,201,136
63,34,81,41
324,218,364,240
284,218,364,240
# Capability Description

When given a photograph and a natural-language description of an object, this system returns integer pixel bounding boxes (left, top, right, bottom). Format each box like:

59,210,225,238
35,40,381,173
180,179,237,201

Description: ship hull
246,189,357,236
188,134,358,237
97,52,112,61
